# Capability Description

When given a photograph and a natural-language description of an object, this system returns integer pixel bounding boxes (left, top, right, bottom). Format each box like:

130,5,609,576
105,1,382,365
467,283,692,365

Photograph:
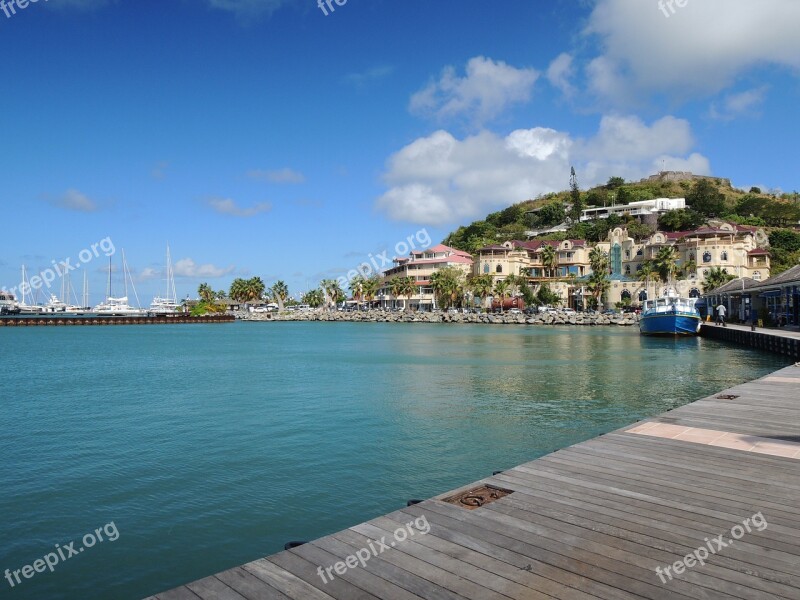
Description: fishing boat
149,245,181,314
639,288,702,336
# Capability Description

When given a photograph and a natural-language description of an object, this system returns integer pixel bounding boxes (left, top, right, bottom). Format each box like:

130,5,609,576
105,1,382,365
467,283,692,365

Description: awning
759,290,782,298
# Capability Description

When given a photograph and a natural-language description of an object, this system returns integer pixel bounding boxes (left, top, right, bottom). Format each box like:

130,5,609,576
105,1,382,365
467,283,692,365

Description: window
721,251,728,261
621,290,632,301
636,248,643,256
689,288,700,298
703,251,712,263
496,265,503,273
483,264,489,274
753,271,762,281
625,265,631,275
625,250,631,260
636,264,642,272
639,290,648,301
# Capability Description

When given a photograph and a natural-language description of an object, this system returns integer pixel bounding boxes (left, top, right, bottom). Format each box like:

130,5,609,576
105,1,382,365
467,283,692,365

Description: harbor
143,327,800,600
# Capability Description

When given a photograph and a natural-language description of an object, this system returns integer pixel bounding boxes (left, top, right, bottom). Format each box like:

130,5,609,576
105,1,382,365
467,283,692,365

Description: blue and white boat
639,289,702,336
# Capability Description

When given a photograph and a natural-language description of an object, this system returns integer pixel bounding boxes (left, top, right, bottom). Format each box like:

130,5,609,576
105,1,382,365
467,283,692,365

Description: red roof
411,244,472,258
748,249,769,256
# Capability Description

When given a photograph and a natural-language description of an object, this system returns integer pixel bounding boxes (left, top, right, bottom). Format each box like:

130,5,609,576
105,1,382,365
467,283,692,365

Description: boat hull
639,313,702,336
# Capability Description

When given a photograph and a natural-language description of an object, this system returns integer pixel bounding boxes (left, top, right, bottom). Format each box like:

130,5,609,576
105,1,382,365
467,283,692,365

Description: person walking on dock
716,303,727,327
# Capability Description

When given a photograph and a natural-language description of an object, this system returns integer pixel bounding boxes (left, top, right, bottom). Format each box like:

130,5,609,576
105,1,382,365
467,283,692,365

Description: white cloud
584,0,800,104
247,167,305,184
409,56,539,126
709,86,769,121
546,53,576,98
376,115,710,225
173,258,235,279
48,189,98,212
208,197,272,217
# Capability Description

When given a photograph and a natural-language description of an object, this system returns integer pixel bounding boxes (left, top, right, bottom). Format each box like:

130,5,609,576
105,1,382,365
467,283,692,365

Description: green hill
443,172,800,274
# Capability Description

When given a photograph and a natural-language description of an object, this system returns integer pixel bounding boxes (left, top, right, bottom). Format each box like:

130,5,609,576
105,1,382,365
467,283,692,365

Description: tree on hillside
568,167,584,222
658,209,704,232
606,176,625,189
687,179,726,217
532,201,566,228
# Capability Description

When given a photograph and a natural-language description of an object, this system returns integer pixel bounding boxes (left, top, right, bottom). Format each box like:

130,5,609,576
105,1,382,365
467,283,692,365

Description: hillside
443,172,800,274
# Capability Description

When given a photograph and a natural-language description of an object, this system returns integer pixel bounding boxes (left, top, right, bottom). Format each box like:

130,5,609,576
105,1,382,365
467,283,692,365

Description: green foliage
626,222,655,241
535,283,561,306
568,167,583,222
301,289,324,308
769,229,800,252
702,267,736,293
229,277,266,303
429,266,465,309
749,187,762,194
657,209,704,232
686,179,727,217
606,176,625,189
531,201,566,228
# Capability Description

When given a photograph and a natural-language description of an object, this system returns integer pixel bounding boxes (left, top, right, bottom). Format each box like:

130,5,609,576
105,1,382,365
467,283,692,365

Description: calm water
0,322,789,599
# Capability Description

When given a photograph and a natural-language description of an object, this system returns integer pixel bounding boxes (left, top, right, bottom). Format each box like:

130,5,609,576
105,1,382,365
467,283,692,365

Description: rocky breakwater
237,310,640,327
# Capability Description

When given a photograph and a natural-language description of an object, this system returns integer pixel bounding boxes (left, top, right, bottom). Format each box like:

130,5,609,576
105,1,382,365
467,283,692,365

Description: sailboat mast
107,257,112,299
83,271,89,308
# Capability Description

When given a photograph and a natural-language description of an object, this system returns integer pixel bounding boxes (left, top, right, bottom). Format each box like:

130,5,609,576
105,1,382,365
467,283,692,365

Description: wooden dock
701,322,800,360
0,314,235,326
145,362,800,600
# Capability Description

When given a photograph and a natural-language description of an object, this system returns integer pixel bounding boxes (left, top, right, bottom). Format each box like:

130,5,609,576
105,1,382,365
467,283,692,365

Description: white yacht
0,290,20,315
150,245,181,314
94,251,149,316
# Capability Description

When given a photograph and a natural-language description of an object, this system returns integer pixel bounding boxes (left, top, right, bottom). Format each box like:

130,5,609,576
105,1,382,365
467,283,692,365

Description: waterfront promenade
145,361,800,600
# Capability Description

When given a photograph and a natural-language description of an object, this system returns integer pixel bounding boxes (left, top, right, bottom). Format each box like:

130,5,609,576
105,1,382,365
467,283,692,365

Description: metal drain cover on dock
442,484,513,510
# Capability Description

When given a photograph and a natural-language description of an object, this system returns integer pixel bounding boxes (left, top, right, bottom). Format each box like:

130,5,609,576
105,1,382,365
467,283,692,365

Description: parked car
508,308,522,315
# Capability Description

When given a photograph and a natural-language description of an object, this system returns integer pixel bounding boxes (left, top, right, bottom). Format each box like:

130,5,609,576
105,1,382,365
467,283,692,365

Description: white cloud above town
409,56,539,126
376,115,710,225
709,86,769,121
584,0,800,104
546,53,576,98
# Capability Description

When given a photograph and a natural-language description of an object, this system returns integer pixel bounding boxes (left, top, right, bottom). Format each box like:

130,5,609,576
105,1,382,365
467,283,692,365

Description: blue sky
1,0,798,304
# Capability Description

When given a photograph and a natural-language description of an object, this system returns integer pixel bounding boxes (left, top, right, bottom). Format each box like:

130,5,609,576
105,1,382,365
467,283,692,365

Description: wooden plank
215,567,292,600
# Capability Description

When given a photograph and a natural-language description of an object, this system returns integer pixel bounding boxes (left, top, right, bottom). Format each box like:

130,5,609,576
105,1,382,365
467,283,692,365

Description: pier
700,322,800,361
144,359,800,600
0,314,235,327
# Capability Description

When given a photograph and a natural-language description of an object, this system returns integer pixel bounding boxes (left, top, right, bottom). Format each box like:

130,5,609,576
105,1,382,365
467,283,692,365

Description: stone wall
236,310,640,327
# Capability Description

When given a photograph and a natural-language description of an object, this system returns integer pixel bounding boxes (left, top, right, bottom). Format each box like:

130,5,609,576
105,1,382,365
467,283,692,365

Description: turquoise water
0,322,789,599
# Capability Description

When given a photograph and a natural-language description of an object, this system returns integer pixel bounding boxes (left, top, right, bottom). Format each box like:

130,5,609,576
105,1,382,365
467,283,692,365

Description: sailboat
17,265,44,314
94,250,149,316
150,245,180,314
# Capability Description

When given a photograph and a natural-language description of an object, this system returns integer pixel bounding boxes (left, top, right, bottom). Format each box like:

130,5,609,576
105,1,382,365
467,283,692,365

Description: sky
1,0,798,304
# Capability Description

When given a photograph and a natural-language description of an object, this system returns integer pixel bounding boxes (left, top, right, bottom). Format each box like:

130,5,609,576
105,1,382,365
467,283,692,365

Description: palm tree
702,267,735,293
587,270,610,310
588,246,609,274
387,277,404,310
247,277,266,303
390,276,416,311
229,278,249,302
494,279,510,313
430,267,464,309
361,276,381,309
654,246,678,284
301,288,324,308
467,274,493,311
637,260,655,303
270,280,289,310
198,283,214,303
320,279,342,310
540,244,558,279
348,275,365,307
682,258,697,279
